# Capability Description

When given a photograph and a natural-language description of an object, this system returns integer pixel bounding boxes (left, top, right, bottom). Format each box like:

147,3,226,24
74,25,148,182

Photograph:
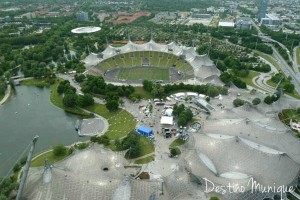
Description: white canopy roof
160,116,173,125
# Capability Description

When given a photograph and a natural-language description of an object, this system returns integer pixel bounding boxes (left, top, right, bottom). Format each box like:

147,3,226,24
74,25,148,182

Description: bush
210,197,219,200
20,156,27,166
13,163,21,173
53,145,67,156
98,135,110,146
233,98,245,107
76,142,89,150
90,136,98,143
252,98,261,105
170,148,181,157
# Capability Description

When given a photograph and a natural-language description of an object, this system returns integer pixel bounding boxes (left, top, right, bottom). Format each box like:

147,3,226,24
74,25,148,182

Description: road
252,21,300,94
293,46,300,72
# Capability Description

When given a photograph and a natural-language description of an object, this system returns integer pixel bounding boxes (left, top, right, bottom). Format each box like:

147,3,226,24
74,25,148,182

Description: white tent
160,116,173,125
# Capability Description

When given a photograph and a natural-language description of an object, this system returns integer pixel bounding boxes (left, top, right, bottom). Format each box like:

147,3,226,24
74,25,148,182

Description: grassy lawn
50,79,90,117
31,150,68,167
267,79,300,99
296,47,300,66
239,71,260,88
118,68,169,81
266,79,276,87
132,87,152,99
20,78,50,87
254,50,281,71
278,109,300,126
134,155,154,164
169,138,186,149
86,103,136,139
125,136,155,159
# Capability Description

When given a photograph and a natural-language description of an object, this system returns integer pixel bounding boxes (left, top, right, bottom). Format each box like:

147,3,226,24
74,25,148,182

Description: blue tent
137,126,153,137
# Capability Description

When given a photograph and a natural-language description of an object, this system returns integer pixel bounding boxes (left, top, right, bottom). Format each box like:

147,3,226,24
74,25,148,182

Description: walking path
0,85,11,106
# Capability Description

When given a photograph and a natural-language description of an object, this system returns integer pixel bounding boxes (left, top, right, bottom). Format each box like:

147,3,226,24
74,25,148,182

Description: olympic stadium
84,39,221,84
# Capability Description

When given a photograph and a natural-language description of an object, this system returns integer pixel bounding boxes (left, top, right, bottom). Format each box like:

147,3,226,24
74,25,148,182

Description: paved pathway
0,85,11,105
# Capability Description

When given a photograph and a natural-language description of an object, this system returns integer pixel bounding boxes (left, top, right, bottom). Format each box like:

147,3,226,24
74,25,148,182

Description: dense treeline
260,25,300,51
81,75,135,111
57,80,94,108
143,80,228,98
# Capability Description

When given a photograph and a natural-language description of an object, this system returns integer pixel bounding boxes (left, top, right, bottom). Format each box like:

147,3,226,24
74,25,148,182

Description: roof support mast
16,135,39,200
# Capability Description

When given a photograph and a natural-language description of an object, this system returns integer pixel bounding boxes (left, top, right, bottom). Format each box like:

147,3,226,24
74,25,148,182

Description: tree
63,93,77,107
98,135,110,146
233,98,245,107
283,82,294,93
219,72,232,84
151,84,165,98
53,145,67,156
207,87,219,97
74,74,85,83
142,80,153,92
77,94,94,107
106,100,119,111
264,95,273,105
210,197,219,200
252,98,261,105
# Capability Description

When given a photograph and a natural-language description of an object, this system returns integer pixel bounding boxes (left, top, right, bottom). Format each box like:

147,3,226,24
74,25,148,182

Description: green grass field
99,51,194,77
31,150,68,167
118,68,170,81
86,103,136,139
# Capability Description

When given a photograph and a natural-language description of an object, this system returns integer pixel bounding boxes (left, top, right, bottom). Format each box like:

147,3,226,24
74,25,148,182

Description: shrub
233,98,245,107
98,135,110,146
170,148,181,157
252,98,261,105
53,145,67,156
76,142,89,150
13,163,21,173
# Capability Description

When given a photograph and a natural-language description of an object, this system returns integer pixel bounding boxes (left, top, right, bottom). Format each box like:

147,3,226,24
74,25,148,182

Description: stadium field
118,67,169,81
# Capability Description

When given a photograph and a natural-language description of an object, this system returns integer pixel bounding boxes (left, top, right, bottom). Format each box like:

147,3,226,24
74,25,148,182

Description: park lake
0,86,86,176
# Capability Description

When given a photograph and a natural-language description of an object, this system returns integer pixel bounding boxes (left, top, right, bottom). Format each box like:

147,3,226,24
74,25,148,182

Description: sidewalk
0,85,11,106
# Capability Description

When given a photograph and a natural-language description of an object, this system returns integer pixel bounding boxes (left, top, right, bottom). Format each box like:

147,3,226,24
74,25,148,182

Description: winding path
0,85,11,106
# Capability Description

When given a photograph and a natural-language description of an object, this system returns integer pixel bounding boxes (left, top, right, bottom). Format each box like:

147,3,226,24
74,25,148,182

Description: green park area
135,155,154,164
86,103,136,140
118,67,169,81
20,78,51,87
239,71,260,89
254,50,281,71
31,150,67,167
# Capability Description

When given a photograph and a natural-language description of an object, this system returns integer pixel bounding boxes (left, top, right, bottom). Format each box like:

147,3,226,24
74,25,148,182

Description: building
261,14,281,26
258,0,268,20
194,98,215,114
218,21,235,28
76,11,89,22
191,13,211,19
236,17,252,29
137,125,153,137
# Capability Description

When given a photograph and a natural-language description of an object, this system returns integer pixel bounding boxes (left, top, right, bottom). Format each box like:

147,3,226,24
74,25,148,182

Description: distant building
261,14,280,26
236,17,252,29
258,0,268,20
218,21,235,28
76,11,89,22
191,14,211,19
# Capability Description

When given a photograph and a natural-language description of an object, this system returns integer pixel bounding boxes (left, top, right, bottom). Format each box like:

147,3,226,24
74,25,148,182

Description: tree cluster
264,93,281,105
57,80,94,108
143,80,228,98
81,75,135,111
173,104,193,127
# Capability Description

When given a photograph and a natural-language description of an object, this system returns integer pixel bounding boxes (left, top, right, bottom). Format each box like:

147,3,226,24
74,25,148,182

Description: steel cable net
183,134,300,200
163,170,195,200
22,146,140,200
